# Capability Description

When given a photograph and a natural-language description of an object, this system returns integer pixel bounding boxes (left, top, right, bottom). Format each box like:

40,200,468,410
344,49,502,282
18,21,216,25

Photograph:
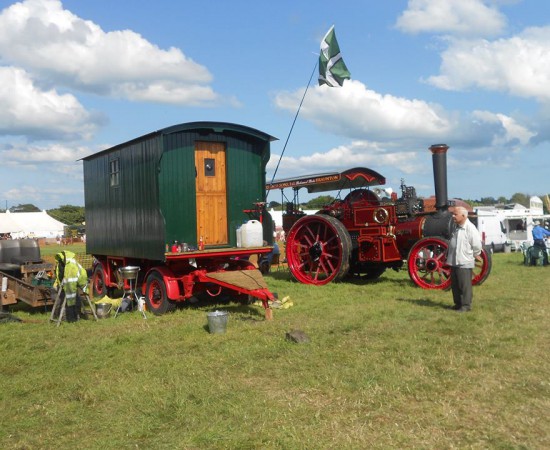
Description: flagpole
266,59,318,201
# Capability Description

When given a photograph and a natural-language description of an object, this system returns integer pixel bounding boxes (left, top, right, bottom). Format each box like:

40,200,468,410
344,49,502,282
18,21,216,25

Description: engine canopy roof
267,167,386,193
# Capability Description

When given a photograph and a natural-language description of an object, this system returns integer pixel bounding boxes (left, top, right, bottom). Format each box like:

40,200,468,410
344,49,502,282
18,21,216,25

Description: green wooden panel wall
84,136,165,260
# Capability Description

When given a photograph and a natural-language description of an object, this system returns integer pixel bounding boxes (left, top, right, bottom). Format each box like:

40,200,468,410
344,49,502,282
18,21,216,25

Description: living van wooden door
195,141,228,246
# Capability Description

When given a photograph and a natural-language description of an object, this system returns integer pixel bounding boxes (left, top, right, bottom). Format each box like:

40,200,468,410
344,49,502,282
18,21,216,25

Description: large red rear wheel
286,214,352,285
407,237,451,290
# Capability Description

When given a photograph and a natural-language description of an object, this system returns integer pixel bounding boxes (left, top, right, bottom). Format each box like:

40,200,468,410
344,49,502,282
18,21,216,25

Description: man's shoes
456,306,471,312
449,305,461,310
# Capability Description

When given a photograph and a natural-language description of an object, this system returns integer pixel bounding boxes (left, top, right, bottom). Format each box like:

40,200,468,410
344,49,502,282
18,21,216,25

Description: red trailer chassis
91,246,276,317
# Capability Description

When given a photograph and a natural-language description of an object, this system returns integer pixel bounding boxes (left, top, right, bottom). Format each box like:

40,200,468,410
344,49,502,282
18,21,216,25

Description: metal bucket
118,266,140,280
95,302,112,319
207,310,229,334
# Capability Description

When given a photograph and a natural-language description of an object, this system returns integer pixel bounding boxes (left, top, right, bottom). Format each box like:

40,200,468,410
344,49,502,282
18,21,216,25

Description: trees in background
8,203,41,212
293,192,547,212
509,193,530,207
464,192,550,212
303,195,335,210
47,205,85,226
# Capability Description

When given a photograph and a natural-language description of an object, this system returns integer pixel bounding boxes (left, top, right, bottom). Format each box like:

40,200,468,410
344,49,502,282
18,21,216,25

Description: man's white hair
454,206,468,216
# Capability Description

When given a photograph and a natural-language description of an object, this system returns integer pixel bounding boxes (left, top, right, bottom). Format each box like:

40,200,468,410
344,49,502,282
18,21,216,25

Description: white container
236,226,242,248
138,297,146,312
241,220,263,248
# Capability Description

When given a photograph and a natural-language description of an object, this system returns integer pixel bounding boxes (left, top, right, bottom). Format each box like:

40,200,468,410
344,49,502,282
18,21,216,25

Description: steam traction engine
268,144,491,289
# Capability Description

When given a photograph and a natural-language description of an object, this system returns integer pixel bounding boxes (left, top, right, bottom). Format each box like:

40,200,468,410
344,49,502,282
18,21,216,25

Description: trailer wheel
286,214,352,285
144,272,176,315
407,237,451,290
91,264,108,298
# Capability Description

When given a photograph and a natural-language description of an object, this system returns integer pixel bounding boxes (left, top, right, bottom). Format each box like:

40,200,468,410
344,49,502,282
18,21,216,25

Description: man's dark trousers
533,240,548,265
451,266,473,309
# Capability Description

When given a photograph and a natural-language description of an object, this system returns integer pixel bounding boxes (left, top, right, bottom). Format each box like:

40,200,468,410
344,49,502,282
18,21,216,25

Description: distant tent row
0,211,66,239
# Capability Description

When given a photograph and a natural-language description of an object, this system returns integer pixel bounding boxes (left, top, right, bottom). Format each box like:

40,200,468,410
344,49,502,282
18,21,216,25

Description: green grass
1,252,548,449
39,242,91,269
39,241,86,256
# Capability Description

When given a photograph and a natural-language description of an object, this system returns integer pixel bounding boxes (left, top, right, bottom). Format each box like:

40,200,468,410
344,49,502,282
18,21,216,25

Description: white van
474,210,507,252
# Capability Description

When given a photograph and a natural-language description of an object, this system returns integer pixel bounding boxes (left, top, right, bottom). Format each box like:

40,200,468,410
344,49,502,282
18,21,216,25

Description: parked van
473,209,507,252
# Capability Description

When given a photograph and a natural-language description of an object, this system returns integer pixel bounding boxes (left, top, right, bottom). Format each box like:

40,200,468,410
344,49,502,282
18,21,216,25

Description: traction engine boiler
268,144,491,289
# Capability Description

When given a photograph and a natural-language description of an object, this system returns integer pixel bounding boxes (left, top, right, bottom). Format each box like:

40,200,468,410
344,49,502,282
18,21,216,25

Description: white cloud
0,0,221,105
275,80,452,142
470,110,536,146
271,77,537,185
268,141,423,178
0,140,91,207
4,184,83,205
0,66,101,139
396,0,507,37
274,79,534,150
117,82,224,106
0,141,91,165
4,185,52,204
426,26,550,103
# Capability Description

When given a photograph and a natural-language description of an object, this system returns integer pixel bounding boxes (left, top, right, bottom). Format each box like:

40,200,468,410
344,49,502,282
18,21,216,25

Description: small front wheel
407,237,451,290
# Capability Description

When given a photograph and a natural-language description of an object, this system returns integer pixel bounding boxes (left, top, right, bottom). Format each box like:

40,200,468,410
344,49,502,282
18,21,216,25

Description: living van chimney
429,144,449,211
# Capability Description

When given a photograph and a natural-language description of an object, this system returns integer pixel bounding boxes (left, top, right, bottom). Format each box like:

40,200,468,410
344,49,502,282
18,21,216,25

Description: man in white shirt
447,206,483,312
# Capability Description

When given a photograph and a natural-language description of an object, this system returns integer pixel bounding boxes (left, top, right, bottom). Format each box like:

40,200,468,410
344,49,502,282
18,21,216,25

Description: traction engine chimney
429,144,449,212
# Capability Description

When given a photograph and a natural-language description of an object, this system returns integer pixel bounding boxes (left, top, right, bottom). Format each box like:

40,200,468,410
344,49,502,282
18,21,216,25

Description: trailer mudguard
144,266,181,300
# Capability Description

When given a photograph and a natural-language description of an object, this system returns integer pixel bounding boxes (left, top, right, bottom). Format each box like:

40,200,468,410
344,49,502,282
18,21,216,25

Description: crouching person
54,251,89,323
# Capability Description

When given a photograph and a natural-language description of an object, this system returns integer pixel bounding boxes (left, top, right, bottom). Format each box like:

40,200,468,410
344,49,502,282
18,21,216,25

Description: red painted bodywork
93,246,274,304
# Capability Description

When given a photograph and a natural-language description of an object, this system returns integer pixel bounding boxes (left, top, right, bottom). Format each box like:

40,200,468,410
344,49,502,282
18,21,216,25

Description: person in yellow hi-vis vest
54,250,89,323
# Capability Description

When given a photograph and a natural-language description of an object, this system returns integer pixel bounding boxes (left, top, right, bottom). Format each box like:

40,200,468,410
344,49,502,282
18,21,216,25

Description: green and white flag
318,25,351,87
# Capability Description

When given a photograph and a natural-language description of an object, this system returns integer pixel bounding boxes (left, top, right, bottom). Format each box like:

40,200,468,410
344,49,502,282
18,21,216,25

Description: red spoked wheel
407,237,451,290
472,247,492,286
408,238,493,289
286,214,352,285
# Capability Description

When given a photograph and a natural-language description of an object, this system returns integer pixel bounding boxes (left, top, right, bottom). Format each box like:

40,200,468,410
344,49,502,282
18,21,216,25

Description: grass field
0,252,548,449
38,242,91,269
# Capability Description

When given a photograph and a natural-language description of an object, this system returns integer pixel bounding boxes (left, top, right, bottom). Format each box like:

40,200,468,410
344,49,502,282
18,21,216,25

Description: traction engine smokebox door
195,141,228,246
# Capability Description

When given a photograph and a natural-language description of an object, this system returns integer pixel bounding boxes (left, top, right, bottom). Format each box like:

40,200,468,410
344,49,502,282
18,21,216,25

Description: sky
0,0,549,210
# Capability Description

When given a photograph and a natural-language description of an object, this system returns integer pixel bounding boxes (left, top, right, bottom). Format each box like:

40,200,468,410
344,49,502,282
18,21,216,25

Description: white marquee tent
0,213,21,234
0,211,66,239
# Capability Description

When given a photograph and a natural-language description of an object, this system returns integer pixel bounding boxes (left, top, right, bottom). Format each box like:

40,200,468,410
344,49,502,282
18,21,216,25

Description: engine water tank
241,220,263,248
